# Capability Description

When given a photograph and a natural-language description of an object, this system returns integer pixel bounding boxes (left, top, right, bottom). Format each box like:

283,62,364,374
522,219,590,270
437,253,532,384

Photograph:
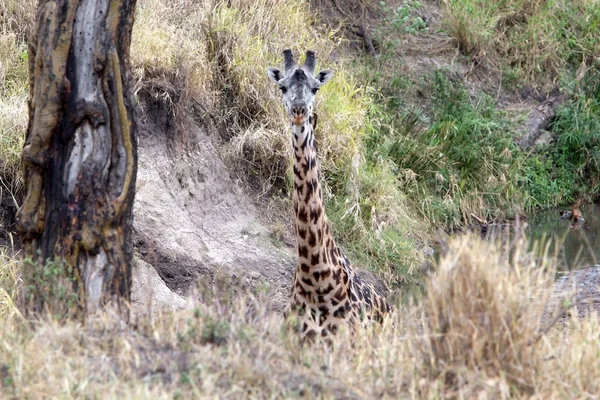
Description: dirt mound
132,95,295,313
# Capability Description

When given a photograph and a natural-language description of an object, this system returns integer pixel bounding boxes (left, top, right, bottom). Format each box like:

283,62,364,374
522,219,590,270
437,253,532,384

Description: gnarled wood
16,0,138,317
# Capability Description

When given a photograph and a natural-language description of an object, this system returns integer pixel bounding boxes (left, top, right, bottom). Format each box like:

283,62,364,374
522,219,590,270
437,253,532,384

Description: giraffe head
267,49,334,126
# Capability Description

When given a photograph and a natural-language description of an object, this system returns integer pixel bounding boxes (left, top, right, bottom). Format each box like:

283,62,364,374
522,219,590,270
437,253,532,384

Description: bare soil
131,92,297,313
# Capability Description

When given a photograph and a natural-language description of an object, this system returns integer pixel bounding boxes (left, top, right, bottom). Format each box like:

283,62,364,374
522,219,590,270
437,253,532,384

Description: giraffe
267,49,391,341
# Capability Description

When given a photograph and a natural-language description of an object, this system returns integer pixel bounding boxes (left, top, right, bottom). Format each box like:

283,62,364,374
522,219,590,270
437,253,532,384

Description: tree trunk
16,0,138,317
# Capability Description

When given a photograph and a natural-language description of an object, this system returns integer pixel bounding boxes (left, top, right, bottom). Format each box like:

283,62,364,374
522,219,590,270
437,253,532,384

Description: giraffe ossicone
267,49,392,341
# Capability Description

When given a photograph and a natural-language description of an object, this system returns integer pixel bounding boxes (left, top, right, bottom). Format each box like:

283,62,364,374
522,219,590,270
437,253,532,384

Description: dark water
526,204,600,270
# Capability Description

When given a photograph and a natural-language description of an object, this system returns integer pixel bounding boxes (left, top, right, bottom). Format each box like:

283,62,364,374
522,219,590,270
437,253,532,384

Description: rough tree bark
16,0,138,317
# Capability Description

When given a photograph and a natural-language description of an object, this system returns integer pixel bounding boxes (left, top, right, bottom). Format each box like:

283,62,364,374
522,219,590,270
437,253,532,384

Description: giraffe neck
291,115,332,273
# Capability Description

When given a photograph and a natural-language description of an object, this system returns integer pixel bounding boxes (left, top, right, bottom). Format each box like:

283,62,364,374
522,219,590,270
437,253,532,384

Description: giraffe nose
292,106,307,117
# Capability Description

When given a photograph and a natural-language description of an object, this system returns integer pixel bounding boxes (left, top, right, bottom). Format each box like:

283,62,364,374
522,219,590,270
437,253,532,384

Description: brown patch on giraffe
316,282,334,295
293,165,302,180
298,228,307,240
312,271,321,282
310,252,319,265
300,263,310,273
300,134,309,149
298,246,309,259
330,246,337,264
332,269,341,285
304,179,314,203
307,229,317,247
310,207,322,224
298,207,308,224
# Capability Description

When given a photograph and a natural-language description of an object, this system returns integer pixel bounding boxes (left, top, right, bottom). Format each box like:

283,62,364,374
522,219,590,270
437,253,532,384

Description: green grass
363,70,524,226
356,0,600,229
521,71,600,207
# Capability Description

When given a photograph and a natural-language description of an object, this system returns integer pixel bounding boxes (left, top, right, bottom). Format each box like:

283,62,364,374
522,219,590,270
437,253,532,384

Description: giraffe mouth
291,115,305,126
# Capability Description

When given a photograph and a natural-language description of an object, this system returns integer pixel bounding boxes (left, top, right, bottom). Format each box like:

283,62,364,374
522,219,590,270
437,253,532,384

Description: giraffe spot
298,208,308,224
309,157,316,171
316,283,334,295
294,182,304,194
298,228,307,240
300,263,310,273
295,282,308,297
302,277,313,287
318,295,325,303
295,155,301,163
310,207,321,224
330,246,337,264
333,306,346,318
350,292,357,302
293,165,302,179
302,158,309,175
305,329,317,340
319,314,327,326
321,329,328,337
304,179,314,203
318,305,329,317
301,125,305,133
301,133,308,149
312,271,320,281
302,322,308,332
298,246,309,259
310,253,319,265
308,229,316,247
317,229,322,243
333,286,344,301
331,298,339,307
328,324,338,334
343,272,349,285
318,188,322,200
332,269,341,285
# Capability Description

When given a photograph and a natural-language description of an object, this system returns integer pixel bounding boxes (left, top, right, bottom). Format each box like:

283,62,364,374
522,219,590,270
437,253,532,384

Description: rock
130,258,189,319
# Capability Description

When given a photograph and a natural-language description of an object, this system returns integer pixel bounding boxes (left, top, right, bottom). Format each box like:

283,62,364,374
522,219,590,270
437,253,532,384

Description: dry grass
441,0,600,82
129,0,424,276
0,0,33,191
1,234,599,398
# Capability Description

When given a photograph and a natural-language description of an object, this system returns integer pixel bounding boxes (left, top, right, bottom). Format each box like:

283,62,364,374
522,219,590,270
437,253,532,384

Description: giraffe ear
267,67,282,83
316,69,334,86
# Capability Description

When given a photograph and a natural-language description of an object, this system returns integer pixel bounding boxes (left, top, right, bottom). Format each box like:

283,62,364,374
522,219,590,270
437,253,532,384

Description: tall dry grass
1,234,598,398
441,0,600,82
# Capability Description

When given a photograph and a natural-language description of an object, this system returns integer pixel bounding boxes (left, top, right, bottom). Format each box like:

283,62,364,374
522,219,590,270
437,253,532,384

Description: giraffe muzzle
291,106,307,126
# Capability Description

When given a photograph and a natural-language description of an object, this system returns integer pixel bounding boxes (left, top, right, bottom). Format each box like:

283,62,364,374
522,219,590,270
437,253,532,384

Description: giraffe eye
311,87,319,94
279,86,287,94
